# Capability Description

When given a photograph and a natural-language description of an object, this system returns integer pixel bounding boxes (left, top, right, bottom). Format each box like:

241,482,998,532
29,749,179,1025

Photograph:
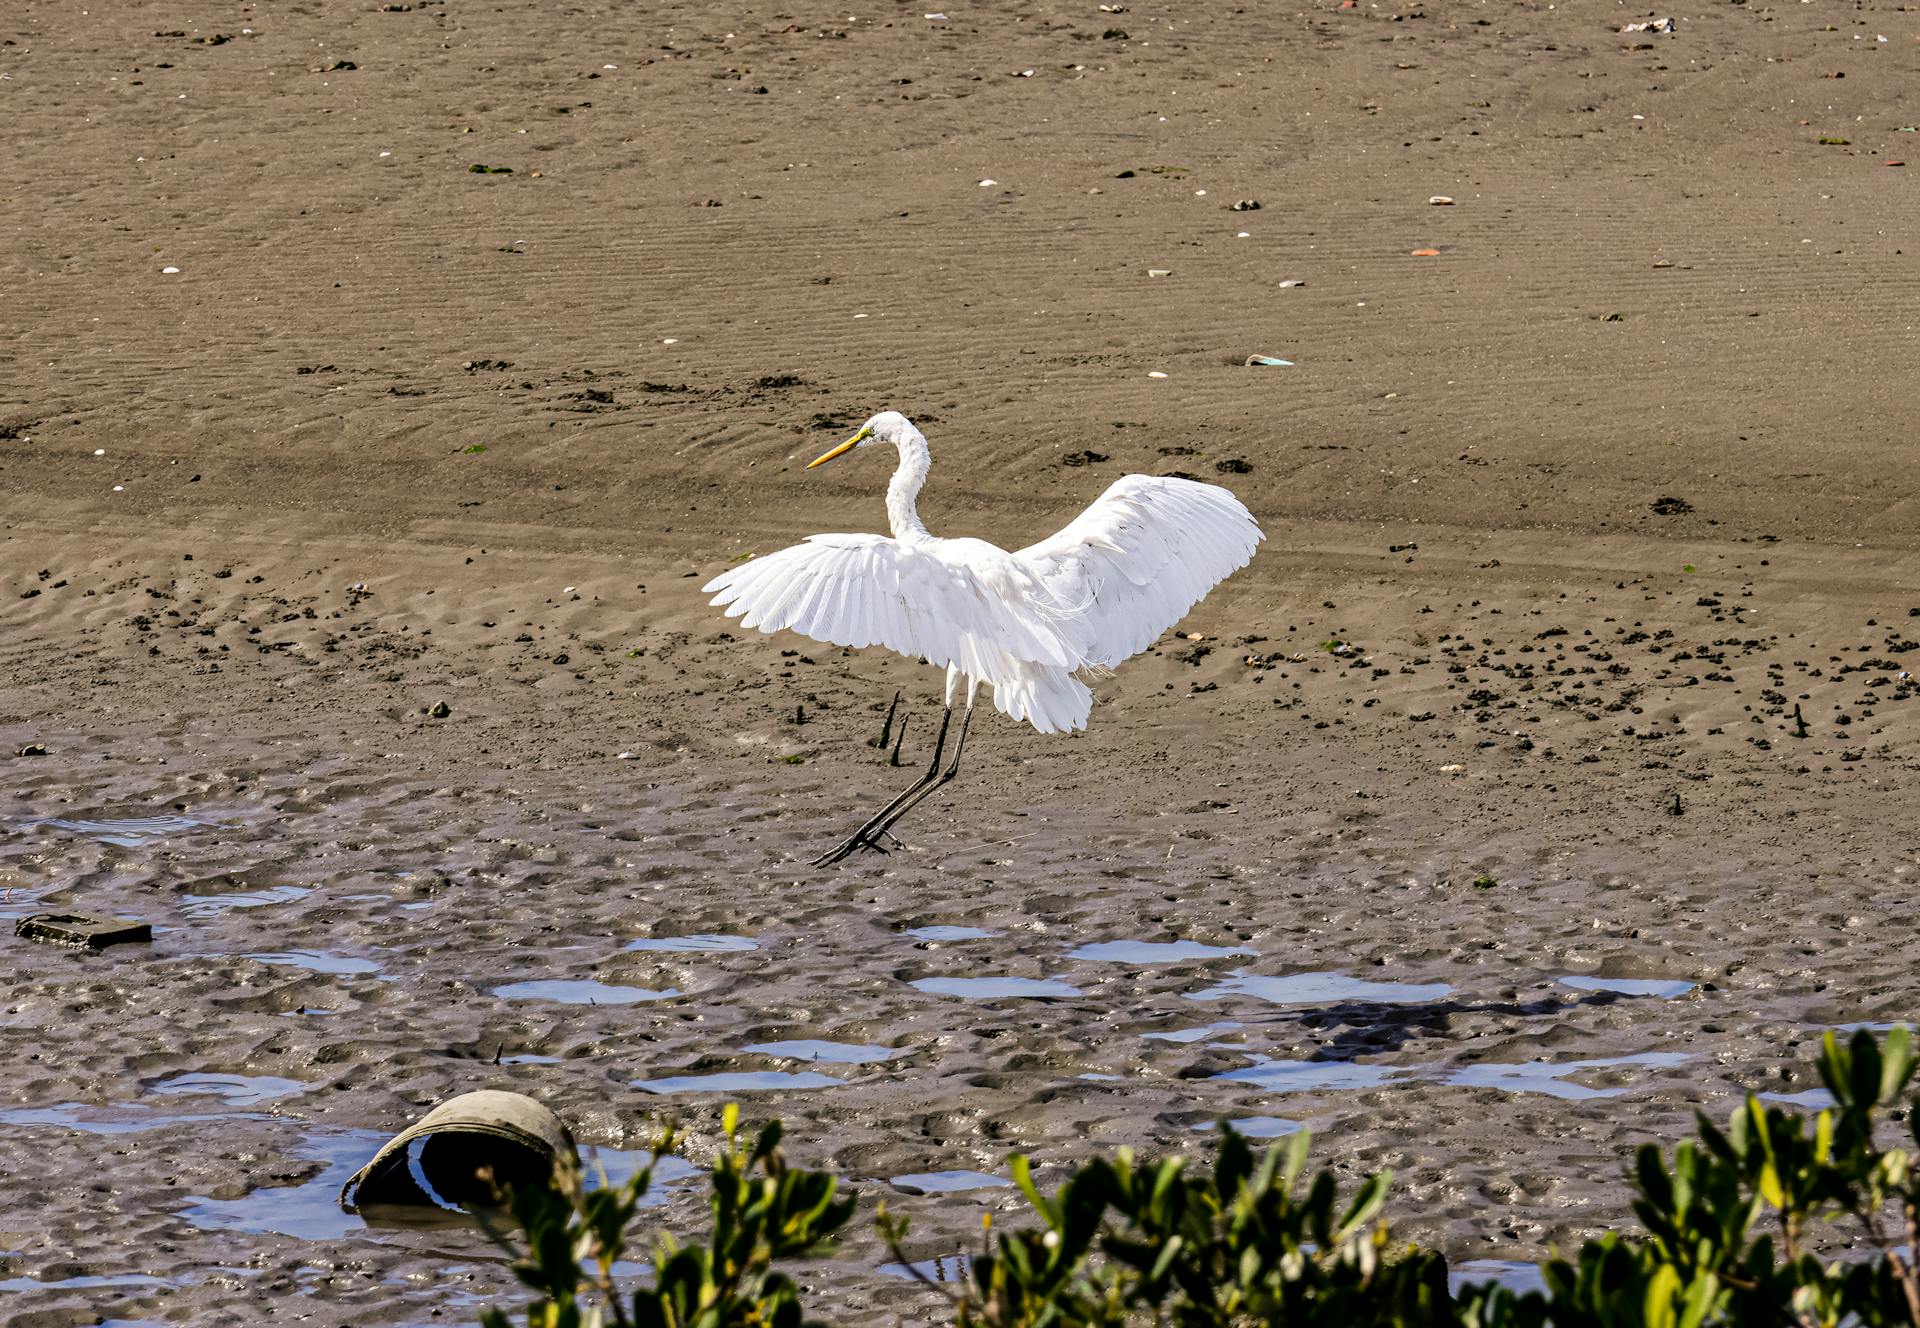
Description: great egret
705,411,1263,865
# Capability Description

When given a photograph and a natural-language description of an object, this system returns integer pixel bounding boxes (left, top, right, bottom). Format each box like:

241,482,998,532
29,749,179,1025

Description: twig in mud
875,1203,972,1310
939,830,1041,858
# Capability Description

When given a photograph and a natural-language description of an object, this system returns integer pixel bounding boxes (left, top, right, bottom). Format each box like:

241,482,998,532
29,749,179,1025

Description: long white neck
885,428,933,543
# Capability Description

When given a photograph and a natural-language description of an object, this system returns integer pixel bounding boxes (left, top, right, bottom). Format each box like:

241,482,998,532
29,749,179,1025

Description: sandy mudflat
4,0,1920,1323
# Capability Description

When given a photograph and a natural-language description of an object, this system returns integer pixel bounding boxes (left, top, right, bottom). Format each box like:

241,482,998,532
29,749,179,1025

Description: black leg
888,713,910,767
858,706,972,848
813,706,953,867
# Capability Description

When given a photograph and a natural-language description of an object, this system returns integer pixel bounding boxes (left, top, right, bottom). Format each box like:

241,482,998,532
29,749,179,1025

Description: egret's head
806,410,915,469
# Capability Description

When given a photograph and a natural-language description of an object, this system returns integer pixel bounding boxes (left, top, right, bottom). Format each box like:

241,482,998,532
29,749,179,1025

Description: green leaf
753,1117,784,1160
1848,1030,1883,1112
1636,1144,1676,1212
1010,1153,1060,1228
1677,1270,1722,1328
1147,1233,1185,1283
1335,1172,1390,1241
1878,1023,1914,1103
1281,1130,1312,1187
1644,1263,1681,1328
1745,1096,1778,1167
1758,1162,1786,1210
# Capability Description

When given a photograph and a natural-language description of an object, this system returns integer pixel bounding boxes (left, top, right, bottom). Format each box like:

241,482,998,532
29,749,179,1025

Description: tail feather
990,665,1092,734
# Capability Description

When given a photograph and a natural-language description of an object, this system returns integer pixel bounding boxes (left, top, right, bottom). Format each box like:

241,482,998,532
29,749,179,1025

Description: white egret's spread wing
705,533,1081,684
1015,475,1263,667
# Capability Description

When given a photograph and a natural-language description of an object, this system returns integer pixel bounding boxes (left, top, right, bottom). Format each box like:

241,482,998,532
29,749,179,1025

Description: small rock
1229,199,1261,211
427,700,452,718
16,743,47,757
16,913,152,951
1428,195,1454,205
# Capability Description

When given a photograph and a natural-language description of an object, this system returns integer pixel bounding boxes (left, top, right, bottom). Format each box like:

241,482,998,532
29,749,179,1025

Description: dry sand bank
3,0,1920,1322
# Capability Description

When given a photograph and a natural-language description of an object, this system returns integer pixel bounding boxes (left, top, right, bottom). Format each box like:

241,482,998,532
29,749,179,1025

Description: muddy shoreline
5,0,1920,1322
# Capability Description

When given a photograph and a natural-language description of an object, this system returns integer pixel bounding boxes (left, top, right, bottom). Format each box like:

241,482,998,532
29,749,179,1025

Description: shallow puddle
909,976,1080,999
889,1170,1012,1194
491,980,679,1005
0,889,48,921
902,926,1000,942
36,814,221,848
1451,1260,1549,1296
1558,976,1695,999
1189,970,1453,1006
1143,1020,1246,1044
1758,1088,1836,1110
741,1039,903,1064
0,1273,178,1292
1191,1116,1303,1139
1211,1058,1406,1093
0,1102,272,1136
147,1073,314,1107
247,950,381,976
878,1253,971,1283
179,885,312,918
1442,1052,1691,1101
578,1146,701,1192
1068,939,1258,963
178,1126,391,1240
175,1128,694,1242
622,934,758,953
632,1070,844,1094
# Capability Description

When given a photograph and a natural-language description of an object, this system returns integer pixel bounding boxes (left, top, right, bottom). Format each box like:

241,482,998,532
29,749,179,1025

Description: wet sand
4,0,1920,1323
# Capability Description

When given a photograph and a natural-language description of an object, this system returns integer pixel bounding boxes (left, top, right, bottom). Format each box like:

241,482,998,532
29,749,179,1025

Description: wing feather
1015,475,1263,666
704,534,1082,683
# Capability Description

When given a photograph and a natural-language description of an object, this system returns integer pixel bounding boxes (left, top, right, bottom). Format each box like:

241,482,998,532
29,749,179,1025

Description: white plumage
704,411,1263,735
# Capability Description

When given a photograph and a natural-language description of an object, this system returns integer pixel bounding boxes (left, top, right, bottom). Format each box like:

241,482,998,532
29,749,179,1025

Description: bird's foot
810,825,912,868
811,830,887,868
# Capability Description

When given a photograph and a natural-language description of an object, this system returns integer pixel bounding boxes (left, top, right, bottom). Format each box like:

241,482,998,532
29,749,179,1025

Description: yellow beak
807,425,872,469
